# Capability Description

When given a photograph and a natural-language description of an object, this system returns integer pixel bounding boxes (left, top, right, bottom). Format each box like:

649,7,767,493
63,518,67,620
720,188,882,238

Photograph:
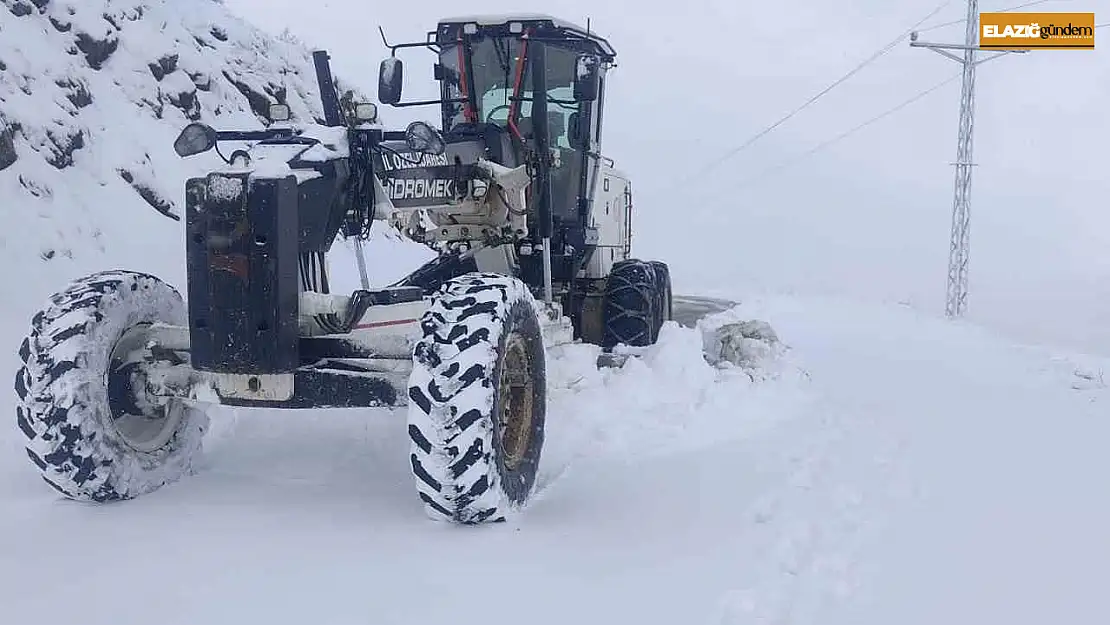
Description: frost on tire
14,270,209,502
406,272,547,524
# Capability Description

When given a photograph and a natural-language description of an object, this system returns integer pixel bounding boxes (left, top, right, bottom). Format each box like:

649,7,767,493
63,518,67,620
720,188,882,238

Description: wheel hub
498,332,534,472
106,324,187,453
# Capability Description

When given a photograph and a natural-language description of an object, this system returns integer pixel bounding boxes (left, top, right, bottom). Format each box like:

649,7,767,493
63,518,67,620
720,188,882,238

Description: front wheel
14,270,209,502
407,273,547,524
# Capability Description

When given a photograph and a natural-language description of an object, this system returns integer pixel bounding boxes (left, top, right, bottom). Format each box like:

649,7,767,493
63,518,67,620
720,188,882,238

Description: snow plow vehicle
13,14,673,524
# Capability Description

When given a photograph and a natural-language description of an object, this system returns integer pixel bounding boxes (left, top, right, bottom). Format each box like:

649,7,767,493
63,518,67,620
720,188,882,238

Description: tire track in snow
705,392,916,625
707,405,854,624
697,297,963,624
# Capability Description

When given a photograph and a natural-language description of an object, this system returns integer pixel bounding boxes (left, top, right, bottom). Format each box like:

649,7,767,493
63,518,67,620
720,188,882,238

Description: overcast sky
223,0,1110,351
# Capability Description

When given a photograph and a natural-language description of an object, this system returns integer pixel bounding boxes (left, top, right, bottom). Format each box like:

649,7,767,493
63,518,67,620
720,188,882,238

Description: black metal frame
175,24,621,409
378,16,615,118
313,51,345,127
217,369,401,409
181,51,435,409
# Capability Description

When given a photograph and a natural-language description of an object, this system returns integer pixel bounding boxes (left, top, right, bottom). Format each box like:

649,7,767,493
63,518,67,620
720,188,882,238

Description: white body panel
350,300,425,335
211,373,295,402
583,163,632,279
315,299,426,359
297,290,573,360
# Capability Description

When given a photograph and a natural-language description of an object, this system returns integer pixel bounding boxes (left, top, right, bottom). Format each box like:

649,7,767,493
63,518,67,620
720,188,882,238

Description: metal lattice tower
912,0,1029,318
946,0,979,318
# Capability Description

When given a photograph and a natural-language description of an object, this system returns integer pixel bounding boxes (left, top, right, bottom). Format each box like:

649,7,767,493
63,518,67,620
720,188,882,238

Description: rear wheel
15,270,209,502
649,260,673,338
407,273,547,524
602,259,661,348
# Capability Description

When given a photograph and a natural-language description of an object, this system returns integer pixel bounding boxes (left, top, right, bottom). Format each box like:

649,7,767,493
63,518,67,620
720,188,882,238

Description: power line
673,71,962,210
662,0,953,191
733,72,963,190
718,20,1107,192
665,1,1097,199
916,0,1065,33
659,2,1103,204
915,0,1100,318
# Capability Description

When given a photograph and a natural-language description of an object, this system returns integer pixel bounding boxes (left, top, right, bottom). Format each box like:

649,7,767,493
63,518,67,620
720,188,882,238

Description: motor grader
13,14,672,524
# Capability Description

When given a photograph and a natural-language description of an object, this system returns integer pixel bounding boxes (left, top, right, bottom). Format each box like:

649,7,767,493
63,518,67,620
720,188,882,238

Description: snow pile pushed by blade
539,314,811,469
697,309,789,380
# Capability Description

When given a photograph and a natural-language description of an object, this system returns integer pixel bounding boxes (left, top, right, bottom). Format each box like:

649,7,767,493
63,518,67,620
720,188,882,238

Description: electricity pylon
910,0,1026,318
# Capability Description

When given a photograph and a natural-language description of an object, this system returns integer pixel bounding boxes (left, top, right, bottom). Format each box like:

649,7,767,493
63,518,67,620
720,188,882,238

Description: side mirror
404,121,445,156
573,54,600,102
173,122,217,157
378,57,403,106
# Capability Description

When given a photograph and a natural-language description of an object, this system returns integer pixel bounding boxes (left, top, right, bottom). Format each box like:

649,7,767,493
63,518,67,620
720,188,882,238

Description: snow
0,0,364,336
224,143,322,183
5,283,1109,623
296,124,350,161
210,124,351,183
206,174,243,201
701,318,782,371
2,1,1110,624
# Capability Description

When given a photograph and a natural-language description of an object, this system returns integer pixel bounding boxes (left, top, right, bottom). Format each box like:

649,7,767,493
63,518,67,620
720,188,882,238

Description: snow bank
540,315,810,474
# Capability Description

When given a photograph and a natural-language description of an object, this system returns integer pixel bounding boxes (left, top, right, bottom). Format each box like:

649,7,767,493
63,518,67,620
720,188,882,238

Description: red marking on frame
353,318,420,330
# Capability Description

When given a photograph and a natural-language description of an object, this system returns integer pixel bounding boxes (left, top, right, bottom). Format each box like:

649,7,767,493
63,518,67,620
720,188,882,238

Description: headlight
268,104,291,122
354,103,378,123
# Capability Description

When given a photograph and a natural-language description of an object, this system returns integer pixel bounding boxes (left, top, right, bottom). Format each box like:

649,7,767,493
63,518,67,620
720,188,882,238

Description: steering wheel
485,104,513,124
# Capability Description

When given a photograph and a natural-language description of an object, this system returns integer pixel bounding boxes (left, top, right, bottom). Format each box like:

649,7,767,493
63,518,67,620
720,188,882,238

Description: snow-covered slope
0,0,437,485
2,0,320,276
0,0,432,334
0,0,436,498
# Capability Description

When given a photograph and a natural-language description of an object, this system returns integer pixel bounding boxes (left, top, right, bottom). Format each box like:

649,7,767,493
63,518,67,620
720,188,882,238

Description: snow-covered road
705,296,1110,624
2,293,1108,624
